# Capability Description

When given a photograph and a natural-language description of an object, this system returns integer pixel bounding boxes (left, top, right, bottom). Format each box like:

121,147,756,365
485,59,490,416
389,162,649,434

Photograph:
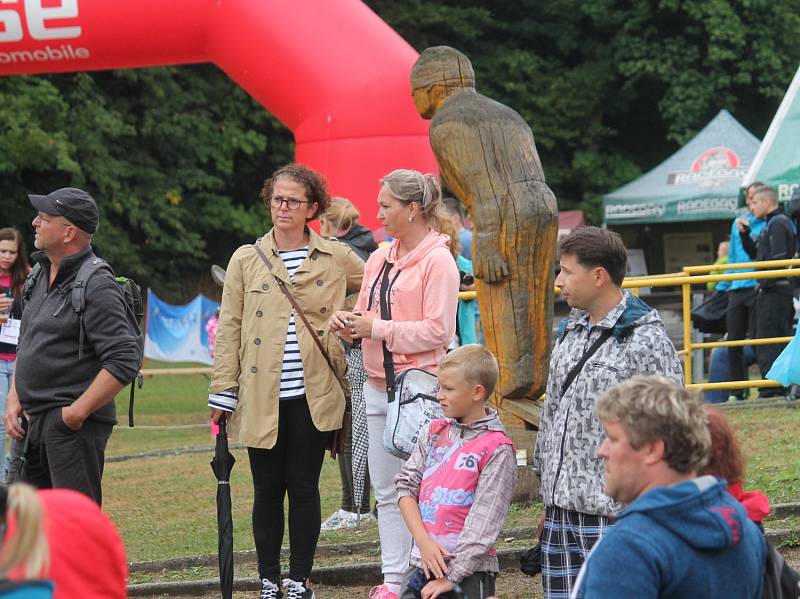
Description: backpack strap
71,257,112,359
22,262,43,304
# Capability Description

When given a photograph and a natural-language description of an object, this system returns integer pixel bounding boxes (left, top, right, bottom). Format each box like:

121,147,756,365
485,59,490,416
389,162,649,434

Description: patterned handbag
383,367,441,459
370,260,443,460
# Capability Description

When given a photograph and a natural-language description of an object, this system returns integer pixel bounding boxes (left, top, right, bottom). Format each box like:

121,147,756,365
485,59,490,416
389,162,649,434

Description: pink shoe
369,584,399,599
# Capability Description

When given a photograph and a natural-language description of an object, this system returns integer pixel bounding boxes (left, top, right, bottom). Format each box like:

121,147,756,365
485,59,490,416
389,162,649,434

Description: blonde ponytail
0,484,49,578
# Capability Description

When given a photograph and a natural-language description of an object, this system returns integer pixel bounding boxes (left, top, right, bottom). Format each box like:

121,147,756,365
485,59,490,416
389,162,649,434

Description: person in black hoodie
319,197,377,530
320,197,378,261
738,185,797,397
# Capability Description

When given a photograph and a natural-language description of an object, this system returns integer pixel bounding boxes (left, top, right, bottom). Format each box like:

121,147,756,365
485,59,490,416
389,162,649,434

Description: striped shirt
278,247,308,400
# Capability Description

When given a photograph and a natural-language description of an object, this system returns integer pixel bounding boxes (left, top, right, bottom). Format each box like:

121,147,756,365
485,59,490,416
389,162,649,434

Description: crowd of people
0,162,791,599
705,181,799,403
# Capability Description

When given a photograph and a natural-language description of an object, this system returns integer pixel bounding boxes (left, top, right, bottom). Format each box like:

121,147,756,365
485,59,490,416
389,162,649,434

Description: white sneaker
321,508,371,531
320,508,349,531
259,578,281,599
282,578,314,599
352,510,376,526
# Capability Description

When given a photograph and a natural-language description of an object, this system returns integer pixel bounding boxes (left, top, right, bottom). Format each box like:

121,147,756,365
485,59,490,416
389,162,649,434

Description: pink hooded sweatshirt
355,229,460,387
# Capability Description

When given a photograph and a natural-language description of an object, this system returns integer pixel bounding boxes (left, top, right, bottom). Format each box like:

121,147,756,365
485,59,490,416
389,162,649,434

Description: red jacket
8,489,127,599
728,481,771,523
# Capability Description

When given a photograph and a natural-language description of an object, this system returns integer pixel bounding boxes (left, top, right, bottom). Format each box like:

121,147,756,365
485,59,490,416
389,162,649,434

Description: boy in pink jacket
395,345,517,599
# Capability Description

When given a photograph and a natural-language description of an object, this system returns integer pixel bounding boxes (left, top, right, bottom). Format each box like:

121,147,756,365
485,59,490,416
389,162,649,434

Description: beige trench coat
209,228,364,449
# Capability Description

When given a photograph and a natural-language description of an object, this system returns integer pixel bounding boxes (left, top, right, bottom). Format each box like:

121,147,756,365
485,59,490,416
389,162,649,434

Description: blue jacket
719,211,765,292
455,255,477,345
577,476,766,599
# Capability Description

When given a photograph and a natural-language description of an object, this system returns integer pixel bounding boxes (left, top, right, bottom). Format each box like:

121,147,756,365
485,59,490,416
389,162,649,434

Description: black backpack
762,540,800,599
23,257,145,426
788,187,800,256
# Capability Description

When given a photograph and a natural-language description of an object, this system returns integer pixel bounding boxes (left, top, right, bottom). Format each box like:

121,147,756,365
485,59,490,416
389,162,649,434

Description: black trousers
753,285,795,381
15,406,112,505
400,566,496,599
726,288,756,397
248,398,330,582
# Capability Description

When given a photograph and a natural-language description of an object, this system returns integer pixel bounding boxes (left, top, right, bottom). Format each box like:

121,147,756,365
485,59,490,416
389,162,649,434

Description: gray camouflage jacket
533,292,683,515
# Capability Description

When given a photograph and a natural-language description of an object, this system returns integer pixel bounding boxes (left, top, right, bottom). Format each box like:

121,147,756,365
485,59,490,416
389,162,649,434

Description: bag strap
71,257,112,360
22,262,43,304
251,242,339,378
560,328,613,397
375,260,402,403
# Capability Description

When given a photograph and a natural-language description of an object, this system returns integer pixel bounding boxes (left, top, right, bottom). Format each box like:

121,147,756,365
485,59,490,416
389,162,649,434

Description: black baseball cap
29,187,99,234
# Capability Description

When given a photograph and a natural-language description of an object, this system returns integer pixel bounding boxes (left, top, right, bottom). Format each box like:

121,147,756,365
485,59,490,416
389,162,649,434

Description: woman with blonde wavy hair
319,197,378,263
330,169,460,599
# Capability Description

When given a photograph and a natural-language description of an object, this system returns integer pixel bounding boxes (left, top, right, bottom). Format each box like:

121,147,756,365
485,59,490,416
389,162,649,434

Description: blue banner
144,289,220,365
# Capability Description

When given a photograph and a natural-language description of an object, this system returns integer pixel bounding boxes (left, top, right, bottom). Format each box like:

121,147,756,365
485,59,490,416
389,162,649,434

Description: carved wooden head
411,46,475,118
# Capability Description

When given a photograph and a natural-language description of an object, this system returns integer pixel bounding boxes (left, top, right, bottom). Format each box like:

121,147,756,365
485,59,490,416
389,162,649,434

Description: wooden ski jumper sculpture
411,46,559,407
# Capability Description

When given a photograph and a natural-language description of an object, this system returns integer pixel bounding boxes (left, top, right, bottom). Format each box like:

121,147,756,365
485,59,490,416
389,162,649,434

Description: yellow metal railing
459,258,800,392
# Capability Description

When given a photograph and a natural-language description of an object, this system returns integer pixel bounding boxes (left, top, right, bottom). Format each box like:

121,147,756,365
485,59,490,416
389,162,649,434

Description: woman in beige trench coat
208,164,364,599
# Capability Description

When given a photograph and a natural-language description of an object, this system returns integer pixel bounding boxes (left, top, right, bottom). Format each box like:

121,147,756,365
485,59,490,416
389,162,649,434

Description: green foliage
1,1,799,288
0,65,292,301
366,0,800,222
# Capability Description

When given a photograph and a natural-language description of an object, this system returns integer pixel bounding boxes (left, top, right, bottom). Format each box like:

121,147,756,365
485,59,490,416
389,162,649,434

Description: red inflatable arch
0,0,436,229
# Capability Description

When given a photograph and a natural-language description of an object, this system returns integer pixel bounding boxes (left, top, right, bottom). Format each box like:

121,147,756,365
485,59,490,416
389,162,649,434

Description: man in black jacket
4,188,142,504
738,185,797,397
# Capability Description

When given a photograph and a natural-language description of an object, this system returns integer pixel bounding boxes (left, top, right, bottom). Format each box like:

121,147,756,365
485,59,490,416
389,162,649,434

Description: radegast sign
667,147,747,187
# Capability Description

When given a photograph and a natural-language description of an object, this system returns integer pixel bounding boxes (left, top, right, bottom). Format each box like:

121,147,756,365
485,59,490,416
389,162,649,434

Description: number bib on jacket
412,419,512,559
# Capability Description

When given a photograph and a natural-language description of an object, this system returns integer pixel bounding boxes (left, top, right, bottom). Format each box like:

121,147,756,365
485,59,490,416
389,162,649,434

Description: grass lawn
102,367,800,564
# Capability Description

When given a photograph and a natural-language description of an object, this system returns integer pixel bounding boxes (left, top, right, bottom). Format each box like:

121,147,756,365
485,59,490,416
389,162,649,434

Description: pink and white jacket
396,410,517,583
355,229,459,387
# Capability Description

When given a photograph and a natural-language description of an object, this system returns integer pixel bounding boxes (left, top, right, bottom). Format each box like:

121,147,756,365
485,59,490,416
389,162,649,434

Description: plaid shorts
541,505,611,599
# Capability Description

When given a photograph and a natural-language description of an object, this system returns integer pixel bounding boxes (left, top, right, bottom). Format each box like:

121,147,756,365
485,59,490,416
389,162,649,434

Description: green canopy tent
603,110,761,225
742,64,800,203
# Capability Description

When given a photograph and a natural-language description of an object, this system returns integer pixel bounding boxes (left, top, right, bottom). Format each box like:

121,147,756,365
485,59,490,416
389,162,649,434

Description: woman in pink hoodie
331,169,460,599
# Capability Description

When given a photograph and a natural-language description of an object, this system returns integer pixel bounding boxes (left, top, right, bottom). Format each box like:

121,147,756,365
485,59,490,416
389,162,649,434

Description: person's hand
210,408,225,424
418,537,454,579
735,218,750,233
61,405,84,431
537,515,545,540
421,577,455,599
347,312,374,340
4,392,25,440
0,296,11,312
330,310,356,343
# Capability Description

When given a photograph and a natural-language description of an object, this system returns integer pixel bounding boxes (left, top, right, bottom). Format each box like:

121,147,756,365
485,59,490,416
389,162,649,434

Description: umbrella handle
218,413,227,436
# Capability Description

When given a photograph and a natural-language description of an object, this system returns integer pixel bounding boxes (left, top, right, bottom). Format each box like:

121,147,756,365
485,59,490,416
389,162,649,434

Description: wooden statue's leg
479,186,558,401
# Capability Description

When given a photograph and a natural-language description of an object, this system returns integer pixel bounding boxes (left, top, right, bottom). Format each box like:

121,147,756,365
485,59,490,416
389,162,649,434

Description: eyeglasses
34,213,70,227
270,197,311,211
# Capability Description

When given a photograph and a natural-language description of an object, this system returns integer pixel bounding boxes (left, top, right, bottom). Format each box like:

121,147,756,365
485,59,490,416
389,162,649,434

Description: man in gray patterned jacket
533,227,683,599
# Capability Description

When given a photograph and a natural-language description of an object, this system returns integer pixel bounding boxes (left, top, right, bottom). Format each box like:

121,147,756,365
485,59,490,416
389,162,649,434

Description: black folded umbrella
211,414,236,599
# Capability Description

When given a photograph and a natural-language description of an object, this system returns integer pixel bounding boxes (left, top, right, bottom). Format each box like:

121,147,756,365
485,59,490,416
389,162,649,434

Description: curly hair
702,406,744,485
259,163,330,221
597,376,710,474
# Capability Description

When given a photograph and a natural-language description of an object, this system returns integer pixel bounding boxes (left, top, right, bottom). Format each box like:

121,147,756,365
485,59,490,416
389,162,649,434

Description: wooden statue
411,46,558,404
